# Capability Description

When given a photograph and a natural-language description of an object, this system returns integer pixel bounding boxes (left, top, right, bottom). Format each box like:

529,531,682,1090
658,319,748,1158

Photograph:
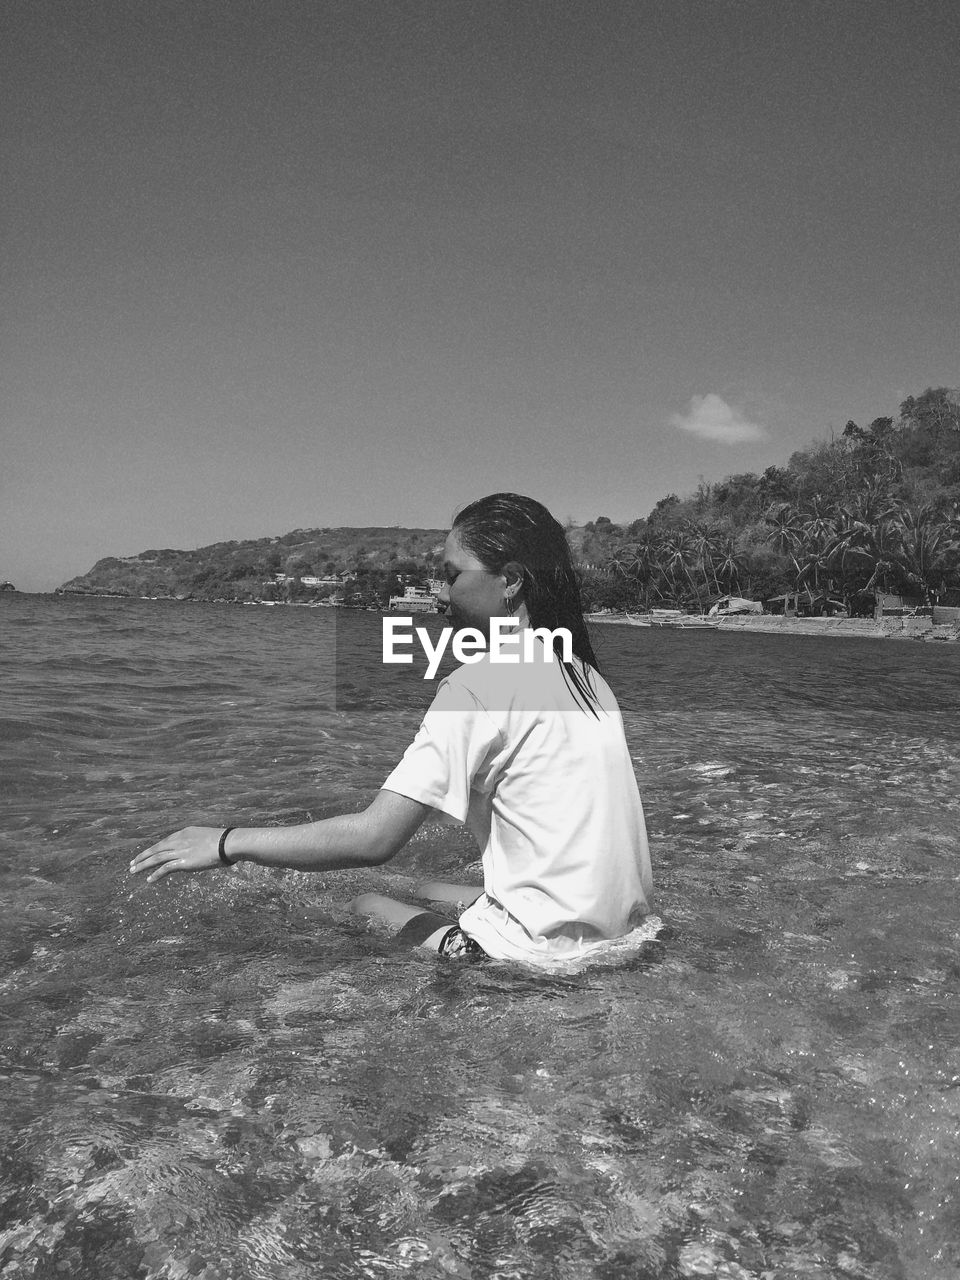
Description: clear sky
3,0,958,591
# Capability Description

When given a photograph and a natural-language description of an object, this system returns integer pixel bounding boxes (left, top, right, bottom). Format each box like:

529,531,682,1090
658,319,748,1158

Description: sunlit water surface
1,595,959,1280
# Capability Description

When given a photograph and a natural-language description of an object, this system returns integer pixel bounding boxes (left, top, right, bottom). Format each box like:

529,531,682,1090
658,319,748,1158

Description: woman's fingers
128,851,173,882
129,843,170,875
129,827,220,882
141,853,187,883
129,837,182,874
129,845,186,882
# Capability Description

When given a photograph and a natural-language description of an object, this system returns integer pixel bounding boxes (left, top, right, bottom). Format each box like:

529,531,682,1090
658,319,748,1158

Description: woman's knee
348,892,389,917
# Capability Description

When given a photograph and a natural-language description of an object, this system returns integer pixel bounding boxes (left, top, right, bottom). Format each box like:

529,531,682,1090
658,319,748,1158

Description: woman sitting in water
130,494,653,966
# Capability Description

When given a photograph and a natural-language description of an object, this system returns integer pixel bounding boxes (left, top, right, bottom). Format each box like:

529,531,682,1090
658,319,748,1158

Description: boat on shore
386,586,439,613
625,609,720,629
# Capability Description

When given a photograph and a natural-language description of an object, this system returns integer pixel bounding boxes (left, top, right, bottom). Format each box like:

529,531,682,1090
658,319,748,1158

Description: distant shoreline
14,592,960,642
587,611,960,643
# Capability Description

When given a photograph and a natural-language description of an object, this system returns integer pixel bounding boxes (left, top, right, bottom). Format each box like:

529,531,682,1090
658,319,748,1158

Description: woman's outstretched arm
129,790,432,883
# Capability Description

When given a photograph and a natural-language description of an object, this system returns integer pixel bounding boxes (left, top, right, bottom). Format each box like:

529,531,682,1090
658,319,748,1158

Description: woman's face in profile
438,530,509,637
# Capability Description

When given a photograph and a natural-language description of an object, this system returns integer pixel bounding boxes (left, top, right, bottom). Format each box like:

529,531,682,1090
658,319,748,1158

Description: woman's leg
348,892,451,950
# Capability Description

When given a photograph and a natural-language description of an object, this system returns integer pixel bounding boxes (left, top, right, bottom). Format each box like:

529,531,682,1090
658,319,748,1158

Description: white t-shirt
382,642,652,966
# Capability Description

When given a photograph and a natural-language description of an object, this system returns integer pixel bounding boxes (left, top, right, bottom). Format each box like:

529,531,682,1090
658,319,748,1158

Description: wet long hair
452,493,602,712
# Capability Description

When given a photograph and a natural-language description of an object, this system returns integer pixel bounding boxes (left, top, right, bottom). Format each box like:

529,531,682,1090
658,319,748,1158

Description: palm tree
628,538,661,608
766,495,835,600
825,489,903,603
684,523,725,598
608,545,638,579
713,536,746,596
763,502,804,580
891,505,960,604
658,531,701,607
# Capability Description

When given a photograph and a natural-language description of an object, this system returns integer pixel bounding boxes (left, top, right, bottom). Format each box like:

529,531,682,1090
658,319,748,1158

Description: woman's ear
501,561,524,601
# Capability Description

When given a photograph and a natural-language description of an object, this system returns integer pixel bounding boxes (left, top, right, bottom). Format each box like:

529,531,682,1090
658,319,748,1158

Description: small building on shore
766,590,848,618
868,591,924,619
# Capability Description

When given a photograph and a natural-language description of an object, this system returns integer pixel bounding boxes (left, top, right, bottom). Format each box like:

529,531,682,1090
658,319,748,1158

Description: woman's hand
130,826,226,883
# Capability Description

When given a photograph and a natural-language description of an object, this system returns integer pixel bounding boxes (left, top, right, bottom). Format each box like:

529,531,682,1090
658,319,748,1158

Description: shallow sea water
1,595,959,1279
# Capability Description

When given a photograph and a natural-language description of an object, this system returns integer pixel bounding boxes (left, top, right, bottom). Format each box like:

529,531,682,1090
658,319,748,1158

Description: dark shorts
436,925,486,959
394,911,486,959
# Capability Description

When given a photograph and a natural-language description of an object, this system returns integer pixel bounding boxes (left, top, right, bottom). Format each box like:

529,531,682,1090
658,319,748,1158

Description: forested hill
582,386,960,612
57,527,449,601
56,520,623,602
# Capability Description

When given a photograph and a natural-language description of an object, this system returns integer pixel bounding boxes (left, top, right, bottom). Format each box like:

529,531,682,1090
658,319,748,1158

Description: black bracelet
218,827,237,866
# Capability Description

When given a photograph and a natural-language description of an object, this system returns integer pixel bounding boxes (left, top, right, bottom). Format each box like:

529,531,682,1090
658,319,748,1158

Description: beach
588,610,960,642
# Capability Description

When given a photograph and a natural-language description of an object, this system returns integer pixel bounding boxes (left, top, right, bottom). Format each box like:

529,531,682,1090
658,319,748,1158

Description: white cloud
669,394,768,444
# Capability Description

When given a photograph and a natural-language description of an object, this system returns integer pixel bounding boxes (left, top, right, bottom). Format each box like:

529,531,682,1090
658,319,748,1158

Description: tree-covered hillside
58,527,448,602
583,386,960,613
